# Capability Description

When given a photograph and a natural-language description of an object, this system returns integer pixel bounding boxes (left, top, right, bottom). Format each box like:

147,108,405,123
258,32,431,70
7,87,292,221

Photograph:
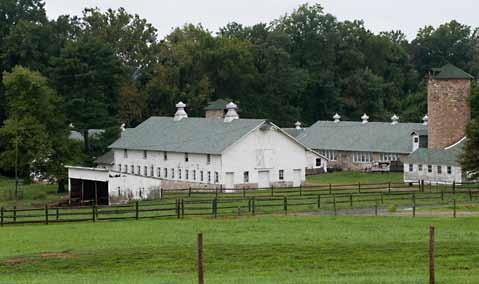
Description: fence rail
1,180,478,226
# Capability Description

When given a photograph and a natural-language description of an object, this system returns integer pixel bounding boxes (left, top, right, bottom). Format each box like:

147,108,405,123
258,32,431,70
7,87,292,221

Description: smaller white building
67,102,328,204
403,137,466,184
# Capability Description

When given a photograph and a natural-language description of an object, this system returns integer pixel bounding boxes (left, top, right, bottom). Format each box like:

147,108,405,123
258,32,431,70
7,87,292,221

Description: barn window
316,159,321,167
186,170,189,180
164,152,168,161
200,171,204,182
164,168,168,178
118,164,122,172
143,150,147,159
144,166,148,176
243,171,249,183
447,166,452,174
185,153,189,162
193,170,196,181
150,166,154,176
353,152,372,163
214,172,219,183
124,164,128,173
409,164,413,172
179,169,182,179
157,167,161,177
319,150,337,161
137,166,141,175
428,165,432,173
207,154,211,164
380,153,399,162
208,171,211,183
131,165,134,174
437,166,442,174
171,169,175,179
279,170,284,180
418,164,423,171
414,137,419,143
124,149,128,158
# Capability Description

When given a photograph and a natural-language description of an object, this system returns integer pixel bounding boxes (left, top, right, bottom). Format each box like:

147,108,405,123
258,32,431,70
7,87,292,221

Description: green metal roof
294,121,427,154
404,138,465,166
109,117,266,154
432,64,474,80
204,99,229,110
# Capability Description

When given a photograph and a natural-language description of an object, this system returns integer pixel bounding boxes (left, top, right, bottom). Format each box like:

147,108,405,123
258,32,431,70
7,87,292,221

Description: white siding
403,163,463,184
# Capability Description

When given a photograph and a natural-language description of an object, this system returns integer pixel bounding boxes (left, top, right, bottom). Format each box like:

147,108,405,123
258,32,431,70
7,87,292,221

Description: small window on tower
279,170,284,180
409,164,413,172
447,166,452,174
207,154,211,164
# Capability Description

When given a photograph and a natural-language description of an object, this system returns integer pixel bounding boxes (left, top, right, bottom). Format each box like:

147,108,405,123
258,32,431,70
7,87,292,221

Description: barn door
258,171,270,189
225,172,234,189
292,169,302,187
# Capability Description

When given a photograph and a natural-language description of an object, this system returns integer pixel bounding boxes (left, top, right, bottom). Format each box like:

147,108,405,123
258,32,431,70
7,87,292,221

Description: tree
461,119,479,179
118,83,146,127
0,66,75,188
50,37,125,153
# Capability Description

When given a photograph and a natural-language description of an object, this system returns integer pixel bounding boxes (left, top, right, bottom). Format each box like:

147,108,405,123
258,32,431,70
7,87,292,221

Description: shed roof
109,117,267,154
204,99,229,111
294,121,427,154
404,138,465,167
432,64,474,80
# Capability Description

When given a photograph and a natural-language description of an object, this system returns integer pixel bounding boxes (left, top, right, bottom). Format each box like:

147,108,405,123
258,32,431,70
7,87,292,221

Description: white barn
67,102,327,204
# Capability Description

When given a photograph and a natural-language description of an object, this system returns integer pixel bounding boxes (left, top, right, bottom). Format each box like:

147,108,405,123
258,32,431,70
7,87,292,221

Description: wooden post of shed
81,180,84,204
94,181,98,205
429,225,435,284
197,232,204,284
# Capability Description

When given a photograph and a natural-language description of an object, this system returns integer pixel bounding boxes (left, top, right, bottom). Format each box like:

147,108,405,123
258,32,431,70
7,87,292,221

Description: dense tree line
0,1,478,184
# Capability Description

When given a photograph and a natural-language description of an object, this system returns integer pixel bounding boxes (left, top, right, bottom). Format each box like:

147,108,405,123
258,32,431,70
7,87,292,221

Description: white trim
445,136,467,150
65,165,108,172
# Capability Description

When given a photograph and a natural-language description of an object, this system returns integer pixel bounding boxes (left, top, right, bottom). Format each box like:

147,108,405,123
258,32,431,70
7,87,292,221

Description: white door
225,172,234,189
293,169,302,187
258,171,270,188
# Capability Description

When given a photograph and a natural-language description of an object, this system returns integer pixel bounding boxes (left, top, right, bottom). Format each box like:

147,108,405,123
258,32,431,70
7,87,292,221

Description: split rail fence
1,181,478,226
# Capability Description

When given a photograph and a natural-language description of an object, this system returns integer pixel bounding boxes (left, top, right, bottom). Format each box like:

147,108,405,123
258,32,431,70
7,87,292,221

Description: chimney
295,121,302,130
174,101,188,121
391,114,399,125
204,99,227,118
422,115,428,125
224,102,239,122
361,113,369,124
333,113,341,123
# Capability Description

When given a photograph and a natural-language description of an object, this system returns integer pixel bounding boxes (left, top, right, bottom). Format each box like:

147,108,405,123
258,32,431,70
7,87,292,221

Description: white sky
44,0,478,39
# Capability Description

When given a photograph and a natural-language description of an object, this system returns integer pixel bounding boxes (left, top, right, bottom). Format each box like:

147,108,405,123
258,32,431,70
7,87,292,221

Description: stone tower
427,64,473,149
204,99,228,119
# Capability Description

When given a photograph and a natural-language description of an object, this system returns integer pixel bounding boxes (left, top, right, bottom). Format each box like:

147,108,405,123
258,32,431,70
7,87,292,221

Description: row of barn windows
408,164,452,175
117,164,219,183
319,150,399,163
123,149,211,164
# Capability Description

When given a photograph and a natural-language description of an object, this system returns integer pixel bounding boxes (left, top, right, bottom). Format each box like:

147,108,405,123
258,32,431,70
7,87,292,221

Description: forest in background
0,1,478,184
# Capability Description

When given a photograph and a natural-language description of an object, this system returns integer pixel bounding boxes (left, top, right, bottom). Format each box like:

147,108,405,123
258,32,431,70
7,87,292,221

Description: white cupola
333,113,341,123
391,114,399,125
120,123,126,131
422,115,428,125
224,102,239,122
295,121,302,130
174,101,188,121
361,113,369,124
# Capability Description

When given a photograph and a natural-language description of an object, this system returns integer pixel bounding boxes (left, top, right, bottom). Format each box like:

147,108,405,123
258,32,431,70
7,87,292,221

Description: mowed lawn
308,171,404,185
0,216,478,284
0,176,61,208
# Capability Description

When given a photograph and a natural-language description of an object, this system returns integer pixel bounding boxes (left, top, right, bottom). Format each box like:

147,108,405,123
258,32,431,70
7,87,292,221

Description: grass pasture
307,171,404,185
0,176,61,208
1,216,479,283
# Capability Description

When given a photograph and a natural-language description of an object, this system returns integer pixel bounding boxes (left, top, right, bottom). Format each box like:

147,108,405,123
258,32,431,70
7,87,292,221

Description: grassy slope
308,171,403,185
0,216,478,284
0,176,62,208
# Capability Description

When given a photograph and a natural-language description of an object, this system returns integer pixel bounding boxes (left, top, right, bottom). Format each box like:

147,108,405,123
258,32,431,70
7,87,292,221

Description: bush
388,204,397,213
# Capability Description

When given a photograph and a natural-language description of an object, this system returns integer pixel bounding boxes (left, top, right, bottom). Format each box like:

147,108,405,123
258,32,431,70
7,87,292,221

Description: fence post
243,188,246,199
45,204,49,225
215,187,218,198
214,198,218,218
429,225,435,284
350,194,353,208
329,184,332,194
388,182,391,193
283,196,288,215
135,201,139,220
160,188,163,200
13,206,16,223
412,193,416,218
375,198,378,216
0,207,3,226
380,192,384,204
189,187,192,198
181,199,185,218
441,189,444,202
358,182,361,193
92,203,96,222
252,197,256,216
197,232,204,284
452,181,456,195
469,189,472,201
299,185,303,196
177,199,181,219
56,208,59,221
317,195,321,209
333,195,337,216
453,199,456,218
248,199,251,212
271,186,274,197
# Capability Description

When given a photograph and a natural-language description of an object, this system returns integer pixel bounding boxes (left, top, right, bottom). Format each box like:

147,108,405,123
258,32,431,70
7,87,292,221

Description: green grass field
0,176,62,208
307,171,403,185
0,216,478,283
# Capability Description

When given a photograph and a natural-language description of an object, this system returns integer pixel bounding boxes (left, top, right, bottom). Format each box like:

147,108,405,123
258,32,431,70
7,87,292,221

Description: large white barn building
67,102,327,204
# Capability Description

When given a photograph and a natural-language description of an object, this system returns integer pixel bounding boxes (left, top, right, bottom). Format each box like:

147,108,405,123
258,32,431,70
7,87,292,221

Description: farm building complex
67,102,327,204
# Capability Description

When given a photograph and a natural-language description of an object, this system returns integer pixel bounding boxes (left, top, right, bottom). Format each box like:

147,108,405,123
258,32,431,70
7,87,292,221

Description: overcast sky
44,0,478,40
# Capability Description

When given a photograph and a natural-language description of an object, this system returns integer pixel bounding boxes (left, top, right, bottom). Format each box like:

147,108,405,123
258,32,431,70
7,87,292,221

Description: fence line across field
0,183,478,226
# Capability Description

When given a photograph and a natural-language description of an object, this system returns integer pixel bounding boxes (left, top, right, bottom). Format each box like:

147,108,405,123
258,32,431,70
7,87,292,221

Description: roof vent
361,113,369,124
295,121,302,130
422,115,428,125
224,102,239,122
333,113,341,123
174,101,188,121
120,123,126,131
391,114,399,125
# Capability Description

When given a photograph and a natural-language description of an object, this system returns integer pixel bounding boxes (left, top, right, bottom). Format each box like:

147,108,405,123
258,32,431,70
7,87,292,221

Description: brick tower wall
205,109,225,118
427,79,471,149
